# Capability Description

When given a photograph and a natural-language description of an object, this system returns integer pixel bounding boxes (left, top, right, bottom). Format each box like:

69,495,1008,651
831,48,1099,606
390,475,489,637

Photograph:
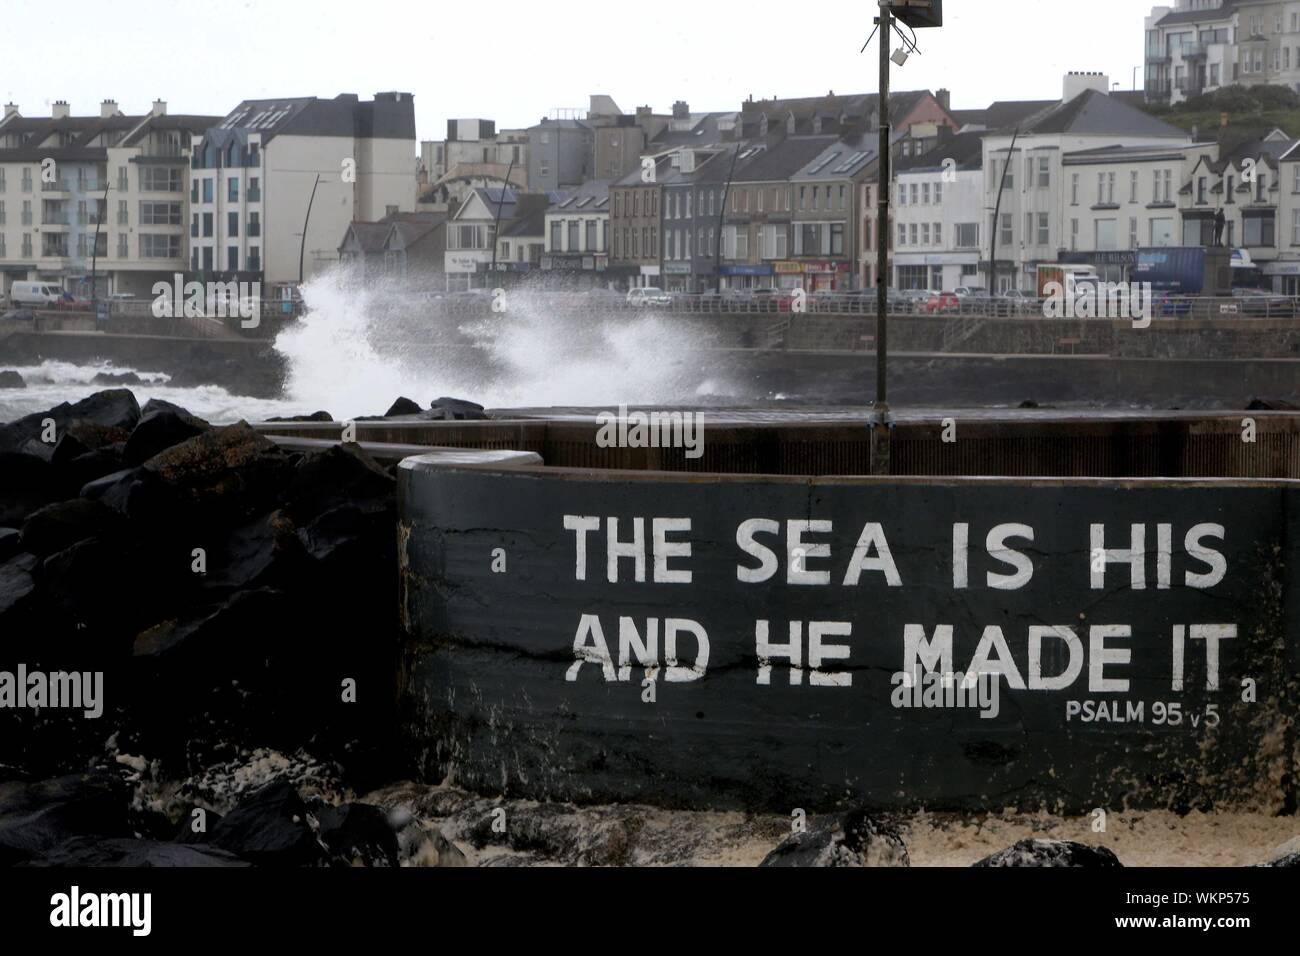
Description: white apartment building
189,92,417,294
1146,1,1300,105
981,74,1194,290
893,131,985,291
0,100,218,300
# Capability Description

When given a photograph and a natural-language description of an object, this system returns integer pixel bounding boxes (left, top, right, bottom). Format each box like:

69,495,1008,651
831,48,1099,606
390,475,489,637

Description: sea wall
398,451,1300,813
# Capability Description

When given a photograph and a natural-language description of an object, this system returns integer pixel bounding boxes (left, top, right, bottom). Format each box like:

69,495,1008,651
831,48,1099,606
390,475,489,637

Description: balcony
1182,42,1208,59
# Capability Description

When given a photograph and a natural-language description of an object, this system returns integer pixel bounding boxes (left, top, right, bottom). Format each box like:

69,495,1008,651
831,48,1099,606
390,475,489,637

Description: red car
919,291,960,314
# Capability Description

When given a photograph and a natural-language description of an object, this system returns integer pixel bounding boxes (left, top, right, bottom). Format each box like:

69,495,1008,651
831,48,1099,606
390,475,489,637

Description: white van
9,281,65,306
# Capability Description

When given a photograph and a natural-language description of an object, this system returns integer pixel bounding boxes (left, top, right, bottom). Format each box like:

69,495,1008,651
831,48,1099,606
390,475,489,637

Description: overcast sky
6,0,1150,141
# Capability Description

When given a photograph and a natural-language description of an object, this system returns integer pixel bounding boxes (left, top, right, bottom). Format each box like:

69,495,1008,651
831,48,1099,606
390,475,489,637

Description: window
934,182,942,205
139,201,181,225
909,223,919,246
1071,173,1079,205
191,213,198,237
586,220,597,252
1000,214,1012,245
117,233,128,258
1095,219,1117,250
1244,214,1276,246
1130,170,1139,203
1198,176,1208,204
228,247,239,271
1070,218,1079,251
1129,217,1139,248
228,211,239,237
910,183,919,204
202,247,213,271
1038,213,1050,246
922,183,930,205
1037,156,1050,188
933,222,941,245
228,177,239,202
898,222,907,246
139,234,181,258
1025,212,1033,243
1150,218,1174,246
202,213,213,237
955,222,979,247
1227,174,1236,203
249,212,260,237
568,220,579,252
550,221,562,250
202,178,213,203
139,166,182,192
922,222,931,245
839,185,846,210
1292,210,1300,245
248,178,261,202
896,184,906,206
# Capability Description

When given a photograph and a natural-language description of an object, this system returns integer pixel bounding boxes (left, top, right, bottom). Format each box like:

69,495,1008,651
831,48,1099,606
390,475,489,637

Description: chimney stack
152,99,167,117
672,100,690,119
52,100,70,119
3,103,18,120
936,88,951,112
1063,71,1110,102
100,99,119,118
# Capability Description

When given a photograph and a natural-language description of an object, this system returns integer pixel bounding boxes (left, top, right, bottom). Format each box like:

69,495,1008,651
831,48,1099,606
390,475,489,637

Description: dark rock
1018,400,1040,409
90,371,143,387
206,782,326,866
0,450,50,492
34,837,247,867
0,370,25,389
79,467,179,527
0,528,19,562
19,499,127,558
266,411,333,423
760,809,909,867
49,432,90,468
297,500,392,565
282,443,394,524
124,409,209,465
0,552,39,619
40,537,160,638
315,803,399,867
64,444,128,490
1246,398,1299,411
134,587,290,662
384,397,422,418
142,398,198,418
142,422,291,521
65,389,141,431
205,510,306,591
423,396,489,421
0,772,130,866
972,839,1122,868
1261,852,1300,867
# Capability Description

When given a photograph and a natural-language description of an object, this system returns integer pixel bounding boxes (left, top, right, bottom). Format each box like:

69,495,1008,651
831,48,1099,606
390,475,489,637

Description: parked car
750,288,797,312
919,291,961,314
1231,286,1294,317
999,289,1038,313
2,309,35,322
626,287,672,307
953,286,990,299
583,288,626,308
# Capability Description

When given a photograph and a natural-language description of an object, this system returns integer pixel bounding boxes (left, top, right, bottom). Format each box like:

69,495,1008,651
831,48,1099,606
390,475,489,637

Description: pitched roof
896,130,986,172
344,222,391,253
211,93,415,143
1013,89,1189,138
951,99,1057,130
731,135,838,183
1155,1,1238,27
790,135,879,180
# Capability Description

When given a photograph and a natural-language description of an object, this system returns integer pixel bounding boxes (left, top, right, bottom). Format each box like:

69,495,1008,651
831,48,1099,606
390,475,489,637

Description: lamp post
870,0,894,475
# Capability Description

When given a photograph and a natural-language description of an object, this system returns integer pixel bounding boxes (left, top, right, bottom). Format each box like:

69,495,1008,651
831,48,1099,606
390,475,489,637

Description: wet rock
19,498,127,558
33,836,247,867
466,802,644,866
1018,400,1040,409
205,510,306,591
0,528,19,562
266,411,333,423
142,422,290,522
174,805,224,844
65,389,141,431
91,371,143,387
384,397,423,418
64,444,128,491
0,452,57,528
282,443,394,524
40,537,159,638
389,808,468,867
760,809,909,867
134,587,292,665
972,839,1122,867
297,500,393,564
315,802,399,867
49,432,90,468
0,370,25,389
423,396,488,421
124,409,210,465
206,781,326,866
0,552,39,619
0,771,131,866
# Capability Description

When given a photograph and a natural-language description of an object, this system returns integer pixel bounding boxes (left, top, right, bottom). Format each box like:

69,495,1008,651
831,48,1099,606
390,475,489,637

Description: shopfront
718,263,775,290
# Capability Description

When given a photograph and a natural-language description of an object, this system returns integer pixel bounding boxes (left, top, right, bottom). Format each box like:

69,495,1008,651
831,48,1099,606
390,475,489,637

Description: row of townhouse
0,93,417,304
1145,0,1300,106
896,71,1300,294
